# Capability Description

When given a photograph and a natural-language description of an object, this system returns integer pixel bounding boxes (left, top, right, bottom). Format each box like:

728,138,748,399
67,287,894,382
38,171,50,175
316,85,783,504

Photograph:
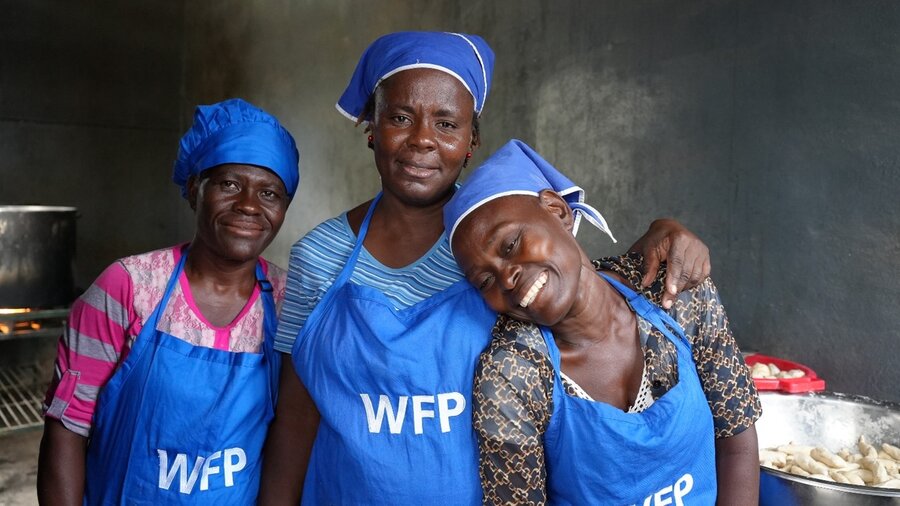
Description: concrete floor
0,338,53,506
0,427,40,506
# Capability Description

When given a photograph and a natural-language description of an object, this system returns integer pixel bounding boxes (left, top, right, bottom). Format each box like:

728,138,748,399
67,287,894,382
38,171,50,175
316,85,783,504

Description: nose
406,121,436,151
498,263,521,291
234,189,261,215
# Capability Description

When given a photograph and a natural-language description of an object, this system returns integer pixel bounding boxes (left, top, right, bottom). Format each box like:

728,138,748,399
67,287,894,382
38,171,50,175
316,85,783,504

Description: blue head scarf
444,139,617,252
336,31,495,122
173,98,301,199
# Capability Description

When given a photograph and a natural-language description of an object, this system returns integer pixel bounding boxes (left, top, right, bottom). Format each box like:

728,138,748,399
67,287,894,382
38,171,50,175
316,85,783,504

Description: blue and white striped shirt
273,212,465,354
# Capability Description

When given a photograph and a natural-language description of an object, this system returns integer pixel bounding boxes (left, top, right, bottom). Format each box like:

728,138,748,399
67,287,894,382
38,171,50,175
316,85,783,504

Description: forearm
258,356,320,505
37,418,87,505
479,442,547,506
474,349,550,506
715,426,759,506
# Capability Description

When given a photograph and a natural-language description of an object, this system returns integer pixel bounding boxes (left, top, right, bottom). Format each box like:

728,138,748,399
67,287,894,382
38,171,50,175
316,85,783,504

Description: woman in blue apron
259,33,719,504
38,98,300,505
444,140,761,505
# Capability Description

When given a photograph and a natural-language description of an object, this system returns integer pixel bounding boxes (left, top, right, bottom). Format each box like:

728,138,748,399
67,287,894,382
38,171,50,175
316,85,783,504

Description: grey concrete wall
183,1,900,401
2,1,895,401
0,0,191,292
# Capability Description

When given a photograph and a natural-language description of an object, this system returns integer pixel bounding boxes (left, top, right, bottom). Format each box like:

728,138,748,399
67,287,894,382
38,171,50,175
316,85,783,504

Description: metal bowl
757,391,900,505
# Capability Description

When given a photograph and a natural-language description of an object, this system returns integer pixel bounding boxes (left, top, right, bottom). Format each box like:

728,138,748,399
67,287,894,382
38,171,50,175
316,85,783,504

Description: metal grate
0,363,46,433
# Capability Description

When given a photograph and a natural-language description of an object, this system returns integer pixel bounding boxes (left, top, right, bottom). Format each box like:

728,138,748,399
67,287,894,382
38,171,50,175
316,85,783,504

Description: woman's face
189,164,288,263
371,68,477,207
452,192,586,326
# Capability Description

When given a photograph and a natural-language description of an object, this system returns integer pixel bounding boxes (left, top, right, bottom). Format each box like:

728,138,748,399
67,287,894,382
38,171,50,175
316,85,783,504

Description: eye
391,115,411,125
220,180,239,192
502,232,520,256
477,274,494,292
259,189,283,202
437,120,457,129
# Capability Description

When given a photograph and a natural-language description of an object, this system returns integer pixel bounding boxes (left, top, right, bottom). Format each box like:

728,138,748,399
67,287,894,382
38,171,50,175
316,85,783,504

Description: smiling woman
37,98,300,505
370,68,476,209
451,193,589,327
190,164,289,270
444,139,761,505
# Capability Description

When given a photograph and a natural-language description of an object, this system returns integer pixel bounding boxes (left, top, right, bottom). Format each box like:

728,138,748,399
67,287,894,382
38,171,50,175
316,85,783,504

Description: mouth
223,221,265,236
397,160,438,178
518,271,548,308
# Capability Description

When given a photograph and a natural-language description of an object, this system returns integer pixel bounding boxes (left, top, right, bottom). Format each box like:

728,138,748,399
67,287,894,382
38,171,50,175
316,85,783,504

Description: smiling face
452,191,588,326
189,163,288,263
370,68,478,207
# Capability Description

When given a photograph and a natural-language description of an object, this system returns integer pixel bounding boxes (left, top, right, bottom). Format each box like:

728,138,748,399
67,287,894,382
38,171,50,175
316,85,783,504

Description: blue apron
543,273,717,506
292,194,496,505
84,251,280,505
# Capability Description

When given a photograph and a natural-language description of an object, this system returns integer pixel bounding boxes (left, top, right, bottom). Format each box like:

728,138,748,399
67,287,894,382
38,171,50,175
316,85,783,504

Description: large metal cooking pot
0,206,77,308
757,391,900,505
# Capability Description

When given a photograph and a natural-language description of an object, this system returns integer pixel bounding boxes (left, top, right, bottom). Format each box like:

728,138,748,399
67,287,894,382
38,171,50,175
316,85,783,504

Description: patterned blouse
473,254,761,505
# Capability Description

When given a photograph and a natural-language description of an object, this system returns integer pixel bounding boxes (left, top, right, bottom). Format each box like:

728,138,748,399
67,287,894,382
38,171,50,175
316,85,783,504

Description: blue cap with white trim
173,98,300,199
336,31,494,122
444,139,616,253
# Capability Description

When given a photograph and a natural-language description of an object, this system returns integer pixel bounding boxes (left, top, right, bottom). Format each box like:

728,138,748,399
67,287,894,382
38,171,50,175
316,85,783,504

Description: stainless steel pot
0,206,77,308
757,391,900,505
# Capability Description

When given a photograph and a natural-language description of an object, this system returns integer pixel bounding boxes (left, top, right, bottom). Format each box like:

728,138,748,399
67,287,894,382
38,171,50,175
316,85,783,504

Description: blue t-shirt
274,212,465,354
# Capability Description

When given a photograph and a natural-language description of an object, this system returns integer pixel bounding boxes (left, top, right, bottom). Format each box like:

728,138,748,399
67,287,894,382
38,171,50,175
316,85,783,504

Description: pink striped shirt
43,244,286,437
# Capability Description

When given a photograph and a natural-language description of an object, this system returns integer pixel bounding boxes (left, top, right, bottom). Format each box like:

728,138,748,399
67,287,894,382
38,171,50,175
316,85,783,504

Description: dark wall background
0,0,192,289
2,1,898,401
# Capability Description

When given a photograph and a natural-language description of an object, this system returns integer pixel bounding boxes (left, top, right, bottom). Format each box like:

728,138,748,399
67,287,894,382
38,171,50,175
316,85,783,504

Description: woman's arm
628,219,711,309
674,278,761,505
38,262,137,503
258,355,320,505
37,418,87,505
474,320,553,506
715,425,759,505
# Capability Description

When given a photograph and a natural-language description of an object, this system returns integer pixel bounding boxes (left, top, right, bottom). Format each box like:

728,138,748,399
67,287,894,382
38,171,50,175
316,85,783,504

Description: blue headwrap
444,139,617,252
173,98,300,199
336,31,495,122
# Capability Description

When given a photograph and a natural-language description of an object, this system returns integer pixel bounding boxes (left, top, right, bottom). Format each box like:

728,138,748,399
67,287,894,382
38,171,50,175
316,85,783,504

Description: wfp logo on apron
157,447,247,494
360,392,466,434
630,473,694,506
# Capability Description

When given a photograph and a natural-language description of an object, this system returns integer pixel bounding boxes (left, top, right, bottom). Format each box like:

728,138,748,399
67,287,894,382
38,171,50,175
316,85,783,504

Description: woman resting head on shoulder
444,139,762,506
38,98,300,505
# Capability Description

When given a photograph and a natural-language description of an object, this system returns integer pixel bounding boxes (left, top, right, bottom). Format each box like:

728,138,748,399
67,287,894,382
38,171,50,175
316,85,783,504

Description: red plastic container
744,354,826,393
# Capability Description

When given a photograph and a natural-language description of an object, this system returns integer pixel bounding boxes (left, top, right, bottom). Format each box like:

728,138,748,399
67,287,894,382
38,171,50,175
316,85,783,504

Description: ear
537,189,575,233
186,175,200,211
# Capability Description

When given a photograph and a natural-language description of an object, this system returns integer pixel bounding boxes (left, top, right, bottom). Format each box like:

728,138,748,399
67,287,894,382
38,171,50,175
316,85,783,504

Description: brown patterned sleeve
473,316,554,506
672,278,762,438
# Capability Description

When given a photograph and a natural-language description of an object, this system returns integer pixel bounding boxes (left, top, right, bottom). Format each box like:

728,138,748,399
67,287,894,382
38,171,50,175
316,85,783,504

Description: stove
0,307,67,434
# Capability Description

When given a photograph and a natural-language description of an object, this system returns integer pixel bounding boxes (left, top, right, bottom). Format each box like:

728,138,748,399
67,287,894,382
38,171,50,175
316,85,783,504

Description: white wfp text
157,447,247,494
360,392,466,434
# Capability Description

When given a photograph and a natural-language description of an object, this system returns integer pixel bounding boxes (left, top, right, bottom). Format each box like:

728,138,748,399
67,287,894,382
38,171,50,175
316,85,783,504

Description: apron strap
331,192,382,290
598,273,691,349
123,247,191,364
145,247,190,333
256,262,281,406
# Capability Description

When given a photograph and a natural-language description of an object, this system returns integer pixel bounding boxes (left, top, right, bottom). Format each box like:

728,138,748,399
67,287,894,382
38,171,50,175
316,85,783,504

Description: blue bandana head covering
336,31,494,122
173,98,301,199
444,139,617,253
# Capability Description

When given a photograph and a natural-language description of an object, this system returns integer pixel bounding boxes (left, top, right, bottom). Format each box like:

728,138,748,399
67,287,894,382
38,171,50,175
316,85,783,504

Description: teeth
519,272,548,308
